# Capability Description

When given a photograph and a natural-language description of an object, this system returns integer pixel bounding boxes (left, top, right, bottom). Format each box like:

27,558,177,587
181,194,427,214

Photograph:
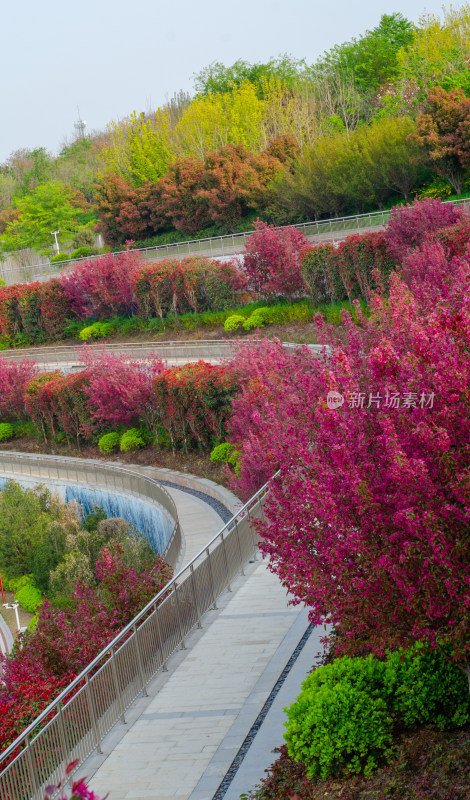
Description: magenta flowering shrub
401,240,470,309
384,197,464,262
227,337,325,498
60,250,140,319
0,357,37,420
79,346,166,428
243,220,309,298
229,270,470,682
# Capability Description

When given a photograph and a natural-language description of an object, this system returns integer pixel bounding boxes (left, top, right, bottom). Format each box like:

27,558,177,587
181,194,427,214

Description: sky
0,0,457,162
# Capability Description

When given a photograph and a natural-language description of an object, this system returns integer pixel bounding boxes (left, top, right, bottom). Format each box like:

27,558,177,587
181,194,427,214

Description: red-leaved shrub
385,197,464,262
60,250,140,319
243,220,308,298
0,357,37,420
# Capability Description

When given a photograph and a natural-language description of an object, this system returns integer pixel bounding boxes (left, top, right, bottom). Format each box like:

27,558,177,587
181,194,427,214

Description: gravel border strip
211,621,315,800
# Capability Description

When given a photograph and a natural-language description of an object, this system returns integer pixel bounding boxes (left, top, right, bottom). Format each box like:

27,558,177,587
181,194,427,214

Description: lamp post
50,229,60,252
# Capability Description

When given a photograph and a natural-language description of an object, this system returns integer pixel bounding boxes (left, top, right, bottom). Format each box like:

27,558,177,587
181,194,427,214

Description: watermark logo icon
327,391,344,410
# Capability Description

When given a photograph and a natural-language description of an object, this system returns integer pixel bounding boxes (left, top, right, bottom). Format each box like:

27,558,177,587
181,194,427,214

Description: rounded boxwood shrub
210,442,240,471
120,428,145,452
98,431,121,454
284,679,393,779
224,314,245,332
384,645,469,730
50,253,70,263
243,313,265,331
79,321,115,341
70,246,92,259
0,422,14,441
301,654,387,697
15,583,43,613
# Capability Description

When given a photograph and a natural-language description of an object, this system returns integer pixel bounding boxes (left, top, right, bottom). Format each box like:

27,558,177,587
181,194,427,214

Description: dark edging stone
212,621,315,800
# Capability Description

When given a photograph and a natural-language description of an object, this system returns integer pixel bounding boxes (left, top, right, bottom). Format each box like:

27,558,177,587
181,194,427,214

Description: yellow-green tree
173,80,266,158
396,5,470,98
99,110,173,186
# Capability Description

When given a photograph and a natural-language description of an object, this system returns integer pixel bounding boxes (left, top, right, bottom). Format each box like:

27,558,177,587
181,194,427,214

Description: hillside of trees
2,4,470,256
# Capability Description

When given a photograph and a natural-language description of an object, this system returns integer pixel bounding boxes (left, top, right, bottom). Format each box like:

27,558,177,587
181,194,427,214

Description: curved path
0,339,325,374
0,337,321,798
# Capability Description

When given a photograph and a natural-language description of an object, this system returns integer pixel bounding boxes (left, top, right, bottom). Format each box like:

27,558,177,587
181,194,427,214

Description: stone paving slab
86,562,304,800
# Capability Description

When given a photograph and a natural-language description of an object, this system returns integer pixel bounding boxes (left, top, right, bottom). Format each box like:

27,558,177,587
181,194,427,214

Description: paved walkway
165,484,227,567
85,562,317,800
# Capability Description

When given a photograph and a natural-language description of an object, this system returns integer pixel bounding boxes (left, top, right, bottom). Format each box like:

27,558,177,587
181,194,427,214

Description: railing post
221,532,232,592
111,650,126,724
25,735,41,800
235,518,245,575
133,624,148,697
85,675,103,754
154,603,168,671
57,702,70,770
247,506,257,559
173,585,186,649
190,563,202,628
206,547,217,609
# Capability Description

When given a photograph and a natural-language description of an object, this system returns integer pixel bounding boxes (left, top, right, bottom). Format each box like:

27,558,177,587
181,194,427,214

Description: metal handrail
3,196,469,284
0,472,272,800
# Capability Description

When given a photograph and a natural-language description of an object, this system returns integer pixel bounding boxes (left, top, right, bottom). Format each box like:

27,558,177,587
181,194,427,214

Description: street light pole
50,230,60,252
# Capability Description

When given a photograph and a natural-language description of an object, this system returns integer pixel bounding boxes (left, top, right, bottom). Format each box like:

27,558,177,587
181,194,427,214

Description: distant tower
74,106,87,139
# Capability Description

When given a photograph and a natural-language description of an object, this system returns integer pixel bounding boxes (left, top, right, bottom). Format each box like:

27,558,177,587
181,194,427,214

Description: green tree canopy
2,181,83,252
313,13,414,96
193,54,307,97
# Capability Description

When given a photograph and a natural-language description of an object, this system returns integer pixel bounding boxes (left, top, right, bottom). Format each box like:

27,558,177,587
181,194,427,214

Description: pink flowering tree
229,264,470,686
243,219,309,298
384,197,464,262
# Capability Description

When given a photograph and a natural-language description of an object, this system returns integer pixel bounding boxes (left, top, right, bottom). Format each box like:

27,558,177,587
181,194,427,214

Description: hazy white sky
0,0,455,161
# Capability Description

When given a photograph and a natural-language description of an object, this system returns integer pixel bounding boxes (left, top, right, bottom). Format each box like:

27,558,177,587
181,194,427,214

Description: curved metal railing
0,474,271,800
0,452,181,568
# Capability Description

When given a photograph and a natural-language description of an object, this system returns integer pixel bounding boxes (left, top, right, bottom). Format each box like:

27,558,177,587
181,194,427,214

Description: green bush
384,645,469,730
10,574,34,592
50,253,70,264
79,321,115,341
284,679,393,779
300,654,387,697
70,246,98,259
0,277,6,287
98,431,121,454
120,428,146,452
210,442,240,471
15,582,43,613
0,422,14,441
224,314,246,332
243,313,265,331
0,571,33,592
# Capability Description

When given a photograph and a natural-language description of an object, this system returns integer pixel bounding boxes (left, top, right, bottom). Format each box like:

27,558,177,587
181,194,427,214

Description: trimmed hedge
284,651,470,780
